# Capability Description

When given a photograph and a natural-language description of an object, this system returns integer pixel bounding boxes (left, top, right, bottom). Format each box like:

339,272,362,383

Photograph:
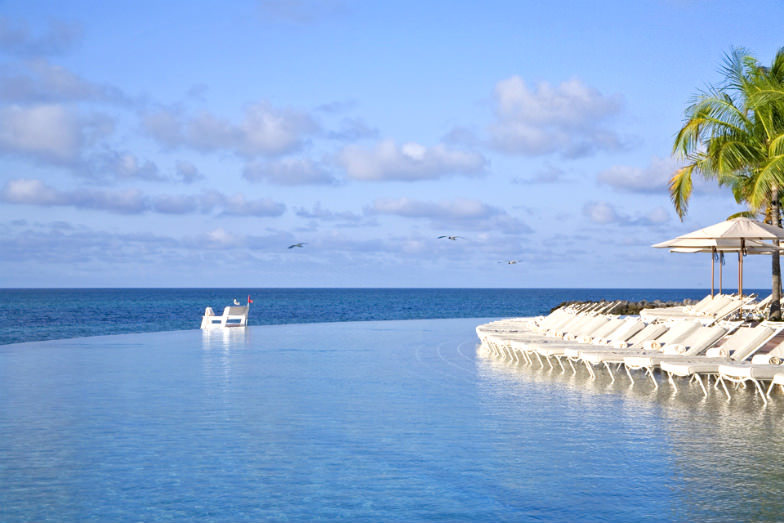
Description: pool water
1,318,783,522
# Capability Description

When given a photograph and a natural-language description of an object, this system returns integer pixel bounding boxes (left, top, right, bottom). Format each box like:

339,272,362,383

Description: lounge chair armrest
705,347,728,358
663,343,686,354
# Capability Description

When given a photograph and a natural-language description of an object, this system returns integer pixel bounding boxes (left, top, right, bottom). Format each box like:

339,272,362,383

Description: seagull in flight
233,298,241,305
288,242,306,249
438,235,462,240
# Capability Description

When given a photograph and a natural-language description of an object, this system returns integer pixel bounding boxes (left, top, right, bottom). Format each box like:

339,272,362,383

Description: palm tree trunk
771,188,782,320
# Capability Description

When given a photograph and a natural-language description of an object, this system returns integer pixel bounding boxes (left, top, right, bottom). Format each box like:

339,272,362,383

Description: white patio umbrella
653,217,784,299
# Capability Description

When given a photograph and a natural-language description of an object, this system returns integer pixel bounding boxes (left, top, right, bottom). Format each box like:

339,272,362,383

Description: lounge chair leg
647,368,658,389
694,374,707,396
666,371,677,390
584,361,595,379
555,356,565,372
604,362,615,383
545,355,554,370
625,365,635,384
568,359,577,375
767,380,777,397
752,379,769,406
720,377,732,401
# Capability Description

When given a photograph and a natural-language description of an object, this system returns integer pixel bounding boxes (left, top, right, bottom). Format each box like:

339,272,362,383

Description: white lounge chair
622,322,726,387
529,317,646,371
559,322,681,378
716,334,784,404
660,324,779,396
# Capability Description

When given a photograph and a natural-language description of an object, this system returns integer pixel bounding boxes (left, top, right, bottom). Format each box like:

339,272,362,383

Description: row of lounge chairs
639,293,760,324
477,297,784,405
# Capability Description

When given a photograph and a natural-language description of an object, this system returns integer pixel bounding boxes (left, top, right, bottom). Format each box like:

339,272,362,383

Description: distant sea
0,287,752,346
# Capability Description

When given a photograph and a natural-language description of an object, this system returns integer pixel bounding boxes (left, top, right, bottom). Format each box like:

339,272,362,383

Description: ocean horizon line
0,286,754,291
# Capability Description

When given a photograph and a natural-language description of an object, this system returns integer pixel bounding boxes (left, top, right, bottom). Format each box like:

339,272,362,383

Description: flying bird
499,260,522,265
234,298,241,305
437,235,462,240
288,242,306,249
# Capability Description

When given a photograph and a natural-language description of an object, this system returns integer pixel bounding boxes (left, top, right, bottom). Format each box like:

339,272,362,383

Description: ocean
1,288,782,522
0,287,733,346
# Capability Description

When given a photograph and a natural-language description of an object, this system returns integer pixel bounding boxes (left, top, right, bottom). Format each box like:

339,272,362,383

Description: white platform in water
200,305,249,329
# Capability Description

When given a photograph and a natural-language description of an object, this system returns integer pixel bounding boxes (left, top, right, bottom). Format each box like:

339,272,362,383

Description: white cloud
1,178,60,205
339,139,486,181
243,157,339,185
1,178,287,217
219,193,286,217
143,101,318,157
583,201,619,224
204,227,242,248
325,117,378,141
583,200,671,226
597,156,677,193
513,163,567,184
0,104,82,162
367,197,532,234
597,155,726,198
0,59,126,103
83,149,164,182
488,76,625,157
368,197,493,219
295,202,366,223
175,160,204,183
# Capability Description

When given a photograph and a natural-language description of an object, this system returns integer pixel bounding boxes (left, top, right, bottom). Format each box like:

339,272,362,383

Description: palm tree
670,47,784,319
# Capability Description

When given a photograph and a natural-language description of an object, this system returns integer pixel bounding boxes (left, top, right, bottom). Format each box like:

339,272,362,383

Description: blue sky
1,0,783,288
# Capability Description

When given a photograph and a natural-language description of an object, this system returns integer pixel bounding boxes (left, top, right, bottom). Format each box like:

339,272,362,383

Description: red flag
248,295,253,304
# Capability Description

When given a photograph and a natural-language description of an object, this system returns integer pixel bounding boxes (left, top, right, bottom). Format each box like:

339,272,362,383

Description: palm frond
727,210,756,219
670,164,695,219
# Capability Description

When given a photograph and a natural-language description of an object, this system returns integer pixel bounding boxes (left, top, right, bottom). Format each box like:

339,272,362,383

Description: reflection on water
201,326,252,351
476,349,784,522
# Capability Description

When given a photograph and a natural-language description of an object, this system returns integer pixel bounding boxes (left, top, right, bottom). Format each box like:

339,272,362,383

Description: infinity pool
1,319,783,522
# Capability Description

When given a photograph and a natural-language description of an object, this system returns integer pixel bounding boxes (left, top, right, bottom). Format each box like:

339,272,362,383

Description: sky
2,0,784,289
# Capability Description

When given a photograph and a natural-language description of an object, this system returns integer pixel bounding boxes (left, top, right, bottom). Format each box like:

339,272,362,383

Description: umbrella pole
720,253,723,294
711,248,715,297
740,239,745,318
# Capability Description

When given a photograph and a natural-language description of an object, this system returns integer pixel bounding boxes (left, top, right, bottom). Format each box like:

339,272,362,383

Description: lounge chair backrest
687,294,721,313
728,326,775,361
604,319,645,344
750,294,773,312
678,325,728,356
750,340,784,364
699,294,733,315
626,323,669,348
588,317,626,339
538,309,572,330
542,311,581,333
657,320,701,345
710,299,744,322
570,315,610,337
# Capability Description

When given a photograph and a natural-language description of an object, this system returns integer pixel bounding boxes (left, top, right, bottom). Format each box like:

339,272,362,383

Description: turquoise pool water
2,318,783,522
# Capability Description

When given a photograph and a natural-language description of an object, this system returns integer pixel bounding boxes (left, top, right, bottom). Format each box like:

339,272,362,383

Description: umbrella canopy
673,217,784,241
654,217,784,299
